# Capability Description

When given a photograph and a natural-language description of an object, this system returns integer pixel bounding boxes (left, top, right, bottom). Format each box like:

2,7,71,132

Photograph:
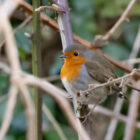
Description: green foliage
15,29,31,53
114,122,125,140
0,73,9,94
103,43,129,60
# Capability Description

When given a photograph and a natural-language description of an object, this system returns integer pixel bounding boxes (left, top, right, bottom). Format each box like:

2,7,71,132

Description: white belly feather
61,78,76,96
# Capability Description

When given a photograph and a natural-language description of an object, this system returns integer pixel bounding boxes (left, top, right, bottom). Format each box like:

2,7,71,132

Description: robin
60,44,122,105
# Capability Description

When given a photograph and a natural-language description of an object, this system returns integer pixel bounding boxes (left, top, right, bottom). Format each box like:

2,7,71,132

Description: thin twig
43,104,67,140
126,83,140,92
0,85,18,140
92,0,137,46
19,84,35,140
104,98,124,140
44,75,60,82
0,16,32,54
91,105,140,129
105,25,140,140
0,5,20,75
124,84,140,140
35,4,65,13
129,26,140,59
79,69,137,97
123,58,140,65
123,26,140,140
0,4,35,140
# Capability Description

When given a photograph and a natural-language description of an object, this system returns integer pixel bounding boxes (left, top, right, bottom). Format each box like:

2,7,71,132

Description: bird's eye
74,51,79,56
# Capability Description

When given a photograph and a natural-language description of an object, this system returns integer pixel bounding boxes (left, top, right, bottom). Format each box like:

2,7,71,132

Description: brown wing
85,53,117,83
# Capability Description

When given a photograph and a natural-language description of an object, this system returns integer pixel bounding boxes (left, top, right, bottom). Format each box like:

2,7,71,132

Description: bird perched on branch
60,44,123,105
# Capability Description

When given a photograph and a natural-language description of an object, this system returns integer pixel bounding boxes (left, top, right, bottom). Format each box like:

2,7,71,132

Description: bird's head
60,44,92,65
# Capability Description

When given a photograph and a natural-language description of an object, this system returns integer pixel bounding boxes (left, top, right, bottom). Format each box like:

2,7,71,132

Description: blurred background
0,0,140,140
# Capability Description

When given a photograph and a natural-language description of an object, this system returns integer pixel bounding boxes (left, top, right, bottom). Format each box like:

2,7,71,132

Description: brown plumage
60,44,121,104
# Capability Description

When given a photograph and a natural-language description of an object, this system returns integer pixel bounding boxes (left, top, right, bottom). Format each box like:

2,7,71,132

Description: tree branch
0,85,18,140
123,26,140,140
43,104,67,140
92,105,140,129
0,16,32,52
92,0,137,47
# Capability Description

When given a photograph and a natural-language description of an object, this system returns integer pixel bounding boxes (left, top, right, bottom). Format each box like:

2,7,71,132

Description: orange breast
60,56,87,82
61,63,81,81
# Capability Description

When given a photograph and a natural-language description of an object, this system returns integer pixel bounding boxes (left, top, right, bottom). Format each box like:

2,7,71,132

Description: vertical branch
54,0,93,139
55,0,74,51
0,86,18,140
55,0,80,119
123,27,140,140
32,0,42,140
104,98,123,140
43,104,67,140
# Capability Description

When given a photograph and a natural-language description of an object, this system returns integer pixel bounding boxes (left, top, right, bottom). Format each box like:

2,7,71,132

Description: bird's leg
76,101,82,117
107,77,114,95
118,77,128,99
80,99,100,124
81,103,97,124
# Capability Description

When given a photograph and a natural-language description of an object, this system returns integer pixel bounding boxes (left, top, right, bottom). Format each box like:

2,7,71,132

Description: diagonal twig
123,26,140,140
92,0,137,47
43,104,67,140
0,85,18,140
19,84,35,140
105,25,140,140
35,4,65,13
0,16,32,51
0,4,35,140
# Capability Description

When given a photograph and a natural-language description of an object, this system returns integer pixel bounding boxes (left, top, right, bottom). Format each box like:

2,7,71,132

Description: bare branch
19,84,35,140
105,98,124,140
0,5,20,75
0,85,18,140
129,26,140,59
44,75,60,82
123,58,140,65
91,105,140,129
123,26,140,140
92,0,137,47
126,83,140,92
43,104,67,140
124,85,140,140
3,0,22,17
105,26,140,140
35,4,65,13
0,4,35,140
0,16,32,51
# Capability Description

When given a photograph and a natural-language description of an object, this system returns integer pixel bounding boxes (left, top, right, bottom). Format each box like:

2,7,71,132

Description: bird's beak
59,54,68,58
